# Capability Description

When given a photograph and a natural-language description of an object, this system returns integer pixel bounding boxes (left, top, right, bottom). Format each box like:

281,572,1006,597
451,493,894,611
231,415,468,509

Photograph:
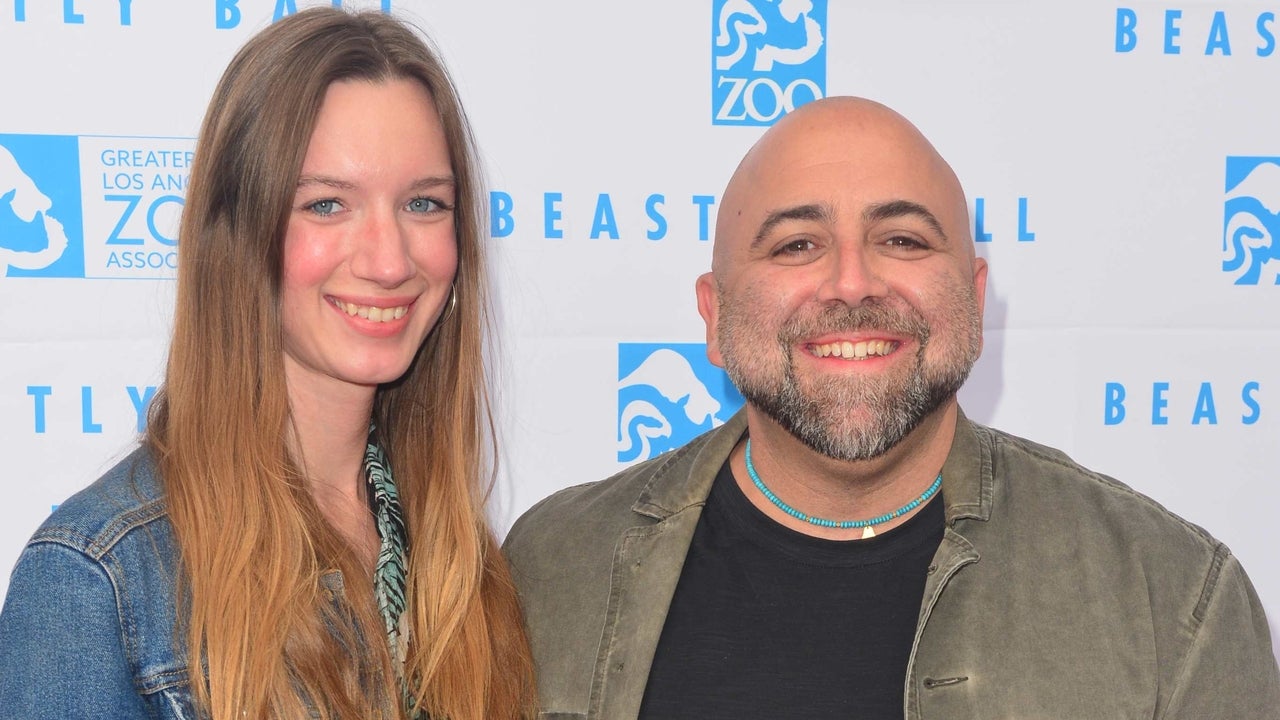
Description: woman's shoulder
32,445,171,560
1,446,192,715
13,444,183,647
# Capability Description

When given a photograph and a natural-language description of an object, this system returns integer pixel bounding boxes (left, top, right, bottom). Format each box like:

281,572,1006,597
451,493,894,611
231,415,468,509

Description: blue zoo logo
0,135,85,278
0,134,191,280
618,343,745,463
712,0,827,126
1223,156,1280,285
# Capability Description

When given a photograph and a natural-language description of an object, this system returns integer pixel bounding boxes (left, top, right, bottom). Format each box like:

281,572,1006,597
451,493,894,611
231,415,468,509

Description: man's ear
695,272,724,368
973,256,989,319
972,256,989,355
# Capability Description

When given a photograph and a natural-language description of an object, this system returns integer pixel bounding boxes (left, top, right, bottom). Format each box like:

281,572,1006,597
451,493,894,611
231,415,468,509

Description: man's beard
717,288,981,462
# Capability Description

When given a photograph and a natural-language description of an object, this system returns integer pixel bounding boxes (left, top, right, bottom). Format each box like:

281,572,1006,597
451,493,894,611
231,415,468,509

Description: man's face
698,101,987,461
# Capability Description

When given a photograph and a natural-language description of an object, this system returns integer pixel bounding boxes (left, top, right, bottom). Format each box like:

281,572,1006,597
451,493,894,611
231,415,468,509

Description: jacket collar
940,408,994,525
630,406,994,527
632,411,748,520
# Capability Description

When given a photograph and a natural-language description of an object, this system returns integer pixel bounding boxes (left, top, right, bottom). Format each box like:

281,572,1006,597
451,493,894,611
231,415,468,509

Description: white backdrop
1,0,1277,662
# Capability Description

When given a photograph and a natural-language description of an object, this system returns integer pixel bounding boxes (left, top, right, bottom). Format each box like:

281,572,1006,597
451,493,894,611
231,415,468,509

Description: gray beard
720,299,979,462
742,340,960,461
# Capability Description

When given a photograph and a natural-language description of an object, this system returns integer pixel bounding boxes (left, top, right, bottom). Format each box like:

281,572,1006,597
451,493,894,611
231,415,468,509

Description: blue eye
305,198,341,216
407,197,442,213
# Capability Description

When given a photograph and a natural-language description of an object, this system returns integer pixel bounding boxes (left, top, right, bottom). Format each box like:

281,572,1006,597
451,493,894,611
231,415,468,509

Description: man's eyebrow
864,199,948,242
751,203,836,249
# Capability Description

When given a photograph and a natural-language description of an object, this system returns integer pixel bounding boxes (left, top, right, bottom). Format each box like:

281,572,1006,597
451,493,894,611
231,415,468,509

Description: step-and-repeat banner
2,1,1277,657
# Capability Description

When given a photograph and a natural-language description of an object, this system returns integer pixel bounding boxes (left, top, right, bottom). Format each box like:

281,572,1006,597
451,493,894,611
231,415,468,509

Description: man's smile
807,339,900,360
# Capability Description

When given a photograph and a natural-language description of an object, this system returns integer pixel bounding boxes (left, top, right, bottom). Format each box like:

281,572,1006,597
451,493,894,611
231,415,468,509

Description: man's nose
815,244,890,306
350,210,415,288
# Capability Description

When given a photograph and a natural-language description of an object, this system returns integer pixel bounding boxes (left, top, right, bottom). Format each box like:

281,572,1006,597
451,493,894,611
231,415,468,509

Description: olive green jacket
503,411,1280,719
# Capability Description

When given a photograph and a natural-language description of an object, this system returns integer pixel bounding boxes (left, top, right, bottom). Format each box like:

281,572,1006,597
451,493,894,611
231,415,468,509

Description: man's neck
730,401,959,541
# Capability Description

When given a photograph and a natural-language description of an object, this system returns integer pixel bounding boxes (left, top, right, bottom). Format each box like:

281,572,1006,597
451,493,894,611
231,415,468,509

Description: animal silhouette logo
0,135,84,278
1223,156,1280,285
711,0,827,126
618,344,744,463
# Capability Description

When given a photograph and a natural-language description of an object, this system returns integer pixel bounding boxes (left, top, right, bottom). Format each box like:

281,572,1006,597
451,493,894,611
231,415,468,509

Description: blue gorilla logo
715,0,824,74
0,135,84,278
1223,157,1280,286
617,344,745,463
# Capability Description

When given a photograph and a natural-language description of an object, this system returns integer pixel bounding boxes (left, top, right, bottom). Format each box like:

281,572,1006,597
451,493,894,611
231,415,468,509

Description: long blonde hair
145,8,535,718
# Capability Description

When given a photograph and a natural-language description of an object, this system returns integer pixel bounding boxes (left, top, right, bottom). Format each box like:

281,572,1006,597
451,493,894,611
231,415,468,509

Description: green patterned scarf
363,430,425,719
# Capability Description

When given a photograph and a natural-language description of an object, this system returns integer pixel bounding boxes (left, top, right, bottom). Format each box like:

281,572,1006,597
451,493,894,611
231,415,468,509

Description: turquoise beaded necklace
743,438,941,531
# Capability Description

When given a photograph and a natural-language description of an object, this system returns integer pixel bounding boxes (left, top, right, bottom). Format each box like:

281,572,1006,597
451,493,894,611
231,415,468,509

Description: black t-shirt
638,460,945,720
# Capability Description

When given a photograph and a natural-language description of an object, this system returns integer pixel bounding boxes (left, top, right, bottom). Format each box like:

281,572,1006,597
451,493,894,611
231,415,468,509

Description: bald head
713,96,973,275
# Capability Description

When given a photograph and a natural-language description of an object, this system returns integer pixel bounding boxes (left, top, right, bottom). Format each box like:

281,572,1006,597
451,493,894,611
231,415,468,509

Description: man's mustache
779,302,931,346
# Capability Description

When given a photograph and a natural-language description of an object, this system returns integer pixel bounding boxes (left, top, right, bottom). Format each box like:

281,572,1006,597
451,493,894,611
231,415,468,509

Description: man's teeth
811,340,898,359
337,301,408,323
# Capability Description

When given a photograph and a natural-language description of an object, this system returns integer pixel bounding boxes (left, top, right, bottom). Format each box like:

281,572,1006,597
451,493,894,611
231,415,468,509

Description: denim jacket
0,447,197,718
0,448,395,720
503,410,1280,719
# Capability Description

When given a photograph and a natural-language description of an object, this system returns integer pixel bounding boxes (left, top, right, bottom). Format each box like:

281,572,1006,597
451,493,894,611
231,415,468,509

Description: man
503,97,1280,719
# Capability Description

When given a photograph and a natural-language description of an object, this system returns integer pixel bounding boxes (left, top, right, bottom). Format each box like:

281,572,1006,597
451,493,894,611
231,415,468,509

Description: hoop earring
442,283,458,320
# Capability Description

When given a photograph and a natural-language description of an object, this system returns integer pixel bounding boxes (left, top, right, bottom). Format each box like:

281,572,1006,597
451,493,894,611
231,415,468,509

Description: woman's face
279,78,458,400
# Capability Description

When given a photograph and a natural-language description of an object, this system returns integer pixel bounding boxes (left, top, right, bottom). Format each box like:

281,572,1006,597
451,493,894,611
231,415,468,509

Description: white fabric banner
1,0,1277,660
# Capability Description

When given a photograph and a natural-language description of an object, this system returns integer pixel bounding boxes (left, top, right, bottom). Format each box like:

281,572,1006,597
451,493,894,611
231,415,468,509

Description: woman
0,7,536,719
